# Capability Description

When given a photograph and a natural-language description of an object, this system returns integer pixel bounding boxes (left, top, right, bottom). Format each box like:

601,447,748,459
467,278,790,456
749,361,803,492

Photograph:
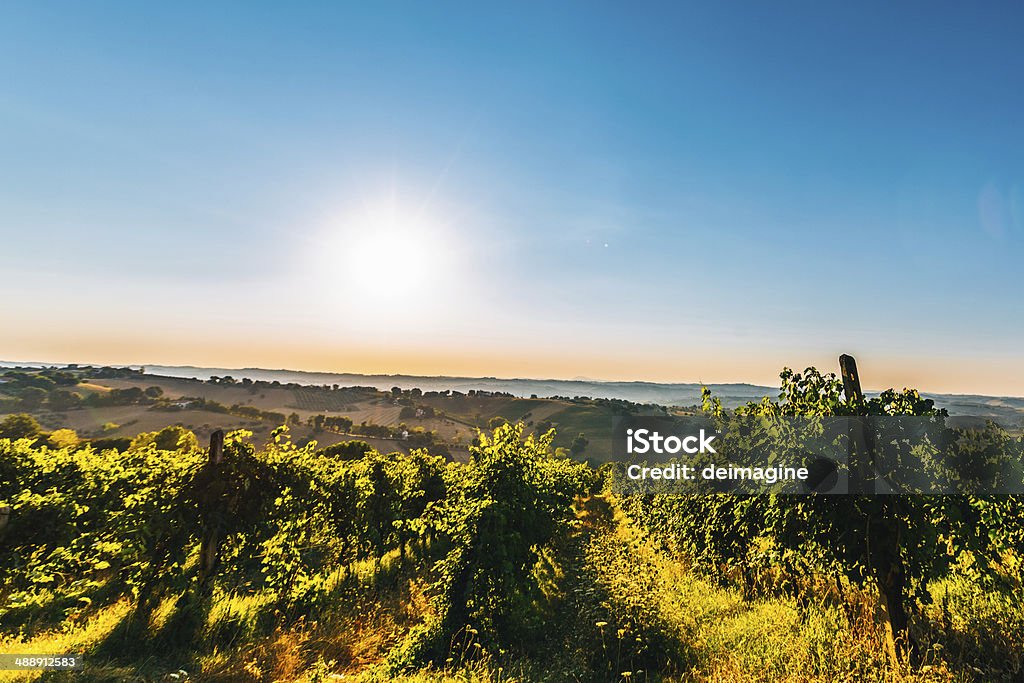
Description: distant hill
141,364,776,408
4,360,1022,428
126,364,1024,428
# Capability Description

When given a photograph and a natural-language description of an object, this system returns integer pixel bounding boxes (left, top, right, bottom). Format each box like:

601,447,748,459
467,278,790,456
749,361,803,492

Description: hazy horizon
3,354,1023,400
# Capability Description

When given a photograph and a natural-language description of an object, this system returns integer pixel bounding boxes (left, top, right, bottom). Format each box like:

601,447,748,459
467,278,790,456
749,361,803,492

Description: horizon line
3,357,1021,401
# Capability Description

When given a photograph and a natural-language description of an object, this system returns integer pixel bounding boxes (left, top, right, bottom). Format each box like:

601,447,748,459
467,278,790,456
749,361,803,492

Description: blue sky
1,2,1022,393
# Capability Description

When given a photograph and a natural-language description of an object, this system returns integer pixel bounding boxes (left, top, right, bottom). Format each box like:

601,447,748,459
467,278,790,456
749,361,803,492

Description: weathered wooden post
840,355,903,667
199,429,225,583
839,354,864,404
840,354,875,493
208,428,224,464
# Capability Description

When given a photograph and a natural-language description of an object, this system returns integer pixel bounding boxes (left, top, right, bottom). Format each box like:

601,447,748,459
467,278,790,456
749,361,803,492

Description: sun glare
347,214,434,288
311,199,464,322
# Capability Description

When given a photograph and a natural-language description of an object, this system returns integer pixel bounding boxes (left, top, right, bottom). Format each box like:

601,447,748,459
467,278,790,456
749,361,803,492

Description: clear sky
1,2,1022,395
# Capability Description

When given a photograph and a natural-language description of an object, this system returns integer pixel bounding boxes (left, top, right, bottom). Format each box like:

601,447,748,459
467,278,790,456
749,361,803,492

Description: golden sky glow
4,325,1021,398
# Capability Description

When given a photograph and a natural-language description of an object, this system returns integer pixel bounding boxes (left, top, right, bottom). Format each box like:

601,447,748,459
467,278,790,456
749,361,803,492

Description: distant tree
430,442,450,458
323,416,353,432
18,374,56,391
319,440,373,460
109,387,145,405
47,428,80,449
570,432,589,457
48,389,83,411
41,369,78,386
130,425,198,451
144,386,164,399
19,387,46,410
0,413,42,439
488,416,508,430
154,425,198,451
406,428,437,448
309,414,326,433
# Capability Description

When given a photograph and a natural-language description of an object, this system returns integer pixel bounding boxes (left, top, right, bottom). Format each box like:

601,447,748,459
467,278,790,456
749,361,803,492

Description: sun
346,209,436,288
312,199,462,319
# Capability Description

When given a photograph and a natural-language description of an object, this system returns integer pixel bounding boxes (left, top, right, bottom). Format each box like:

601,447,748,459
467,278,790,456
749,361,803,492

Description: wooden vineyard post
839,354,864,404
840,355,902,667
0,505,9,538
840,354,875,494
199,429,225,585
209,428,225,466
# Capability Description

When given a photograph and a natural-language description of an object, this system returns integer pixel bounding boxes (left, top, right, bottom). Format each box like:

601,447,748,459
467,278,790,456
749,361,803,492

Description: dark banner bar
609,415,1024,495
